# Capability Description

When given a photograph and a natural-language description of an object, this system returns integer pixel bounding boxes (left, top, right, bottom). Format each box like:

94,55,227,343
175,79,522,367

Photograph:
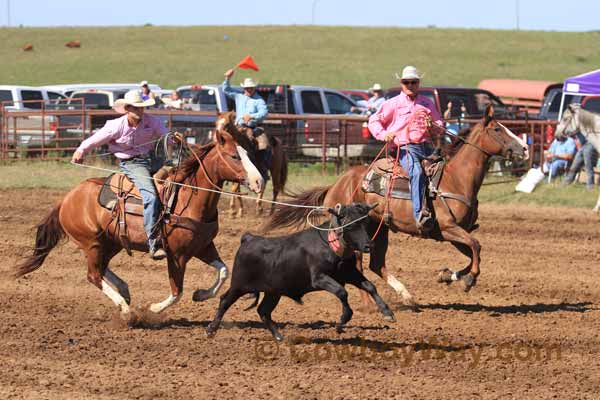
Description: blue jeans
544,159,569,180
564,142,598,188
398,143,434,222
120,157,161,247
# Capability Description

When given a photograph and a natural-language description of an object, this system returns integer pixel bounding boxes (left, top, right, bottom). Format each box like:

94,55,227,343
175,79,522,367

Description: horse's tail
263,186,330,232
15,203,65,278
279,151,290,196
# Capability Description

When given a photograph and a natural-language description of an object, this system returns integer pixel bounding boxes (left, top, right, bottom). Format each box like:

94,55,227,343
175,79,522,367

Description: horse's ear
484,104,494,126
215,128,232,146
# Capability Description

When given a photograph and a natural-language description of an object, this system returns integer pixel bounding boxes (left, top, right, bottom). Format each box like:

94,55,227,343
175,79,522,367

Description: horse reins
184,139,249,196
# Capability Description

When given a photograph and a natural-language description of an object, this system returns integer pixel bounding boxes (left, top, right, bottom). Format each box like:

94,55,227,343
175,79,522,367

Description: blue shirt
366,95,385,112
222,79,268,126
549,137,576,157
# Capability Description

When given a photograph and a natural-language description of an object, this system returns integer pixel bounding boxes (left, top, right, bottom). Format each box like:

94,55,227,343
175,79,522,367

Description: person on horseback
222,69,270,180
368,65,443,232
71,89,183,260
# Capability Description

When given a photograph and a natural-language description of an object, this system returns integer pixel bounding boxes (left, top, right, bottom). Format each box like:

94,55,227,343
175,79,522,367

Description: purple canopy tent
559,69,600,118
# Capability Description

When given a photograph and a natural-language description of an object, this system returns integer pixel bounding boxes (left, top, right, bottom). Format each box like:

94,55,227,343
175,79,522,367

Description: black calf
206,203,395,341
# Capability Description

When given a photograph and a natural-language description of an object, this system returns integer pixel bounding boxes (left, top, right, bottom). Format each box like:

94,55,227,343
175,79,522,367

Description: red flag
236,55,259,71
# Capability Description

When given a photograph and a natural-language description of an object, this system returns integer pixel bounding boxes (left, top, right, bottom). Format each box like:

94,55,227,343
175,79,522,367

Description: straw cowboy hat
114,90,155,113
240,78,258,88
395,66,423,81
370,83,383,91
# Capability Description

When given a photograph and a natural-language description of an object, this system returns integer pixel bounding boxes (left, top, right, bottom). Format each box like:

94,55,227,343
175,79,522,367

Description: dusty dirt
1,188,600,399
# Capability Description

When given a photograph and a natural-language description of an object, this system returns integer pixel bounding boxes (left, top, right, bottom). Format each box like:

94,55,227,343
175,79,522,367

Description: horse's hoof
205,327,216,338
383,313,396,322
437,268,454,284
273,333,284,342
335,324,345,334
400,292,416,307
461,275,476,292
120,311,132,322
192,289,213,302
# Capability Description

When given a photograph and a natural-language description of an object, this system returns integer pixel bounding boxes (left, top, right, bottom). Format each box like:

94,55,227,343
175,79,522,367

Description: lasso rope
305,207,370,232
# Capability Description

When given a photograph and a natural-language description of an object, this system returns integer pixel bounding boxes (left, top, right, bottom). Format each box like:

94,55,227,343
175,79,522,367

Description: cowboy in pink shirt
368,66,442,232
72,90,182,260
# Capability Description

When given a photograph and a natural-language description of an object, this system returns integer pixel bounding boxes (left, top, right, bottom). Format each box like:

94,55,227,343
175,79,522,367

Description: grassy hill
1,26,599,90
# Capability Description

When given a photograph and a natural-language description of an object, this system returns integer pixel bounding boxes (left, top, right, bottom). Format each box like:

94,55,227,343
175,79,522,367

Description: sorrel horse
15,112,263,319
265,106,528,305
229,135,289,217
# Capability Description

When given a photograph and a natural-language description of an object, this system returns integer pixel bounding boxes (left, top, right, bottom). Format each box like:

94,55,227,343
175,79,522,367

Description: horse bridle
185,138,247,194
438,121,514,159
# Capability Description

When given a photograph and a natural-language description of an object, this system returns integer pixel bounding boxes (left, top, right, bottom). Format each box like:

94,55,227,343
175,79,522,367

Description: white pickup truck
0,85,67,149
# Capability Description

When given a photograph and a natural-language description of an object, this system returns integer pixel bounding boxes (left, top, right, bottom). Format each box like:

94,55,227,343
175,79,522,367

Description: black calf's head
327,202,377,254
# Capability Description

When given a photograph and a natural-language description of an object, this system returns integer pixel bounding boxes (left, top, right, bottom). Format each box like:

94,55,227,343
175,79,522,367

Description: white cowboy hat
395,66,423,81
114,90,155,113
240,78,258,88
140,80,149,86
370,83,383,91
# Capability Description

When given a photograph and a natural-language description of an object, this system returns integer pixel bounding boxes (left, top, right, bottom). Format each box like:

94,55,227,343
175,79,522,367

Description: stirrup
150,247,167,260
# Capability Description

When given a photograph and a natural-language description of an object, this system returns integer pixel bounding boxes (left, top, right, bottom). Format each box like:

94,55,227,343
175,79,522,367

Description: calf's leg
206,287,245,338
312,273,353,333
257,293,283,341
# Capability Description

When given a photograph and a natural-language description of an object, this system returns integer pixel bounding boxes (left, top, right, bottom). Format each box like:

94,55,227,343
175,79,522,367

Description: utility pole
515,0,520,31
311,0,318,25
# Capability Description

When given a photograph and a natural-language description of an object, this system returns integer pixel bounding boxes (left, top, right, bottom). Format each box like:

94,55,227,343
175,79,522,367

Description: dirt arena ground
1,188,599,399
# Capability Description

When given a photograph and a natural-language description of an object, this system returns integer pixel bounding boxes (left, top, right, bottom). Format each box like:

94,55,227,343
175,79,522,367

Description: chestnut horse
229,135,289,217
265,106,528,305
15,112,263,319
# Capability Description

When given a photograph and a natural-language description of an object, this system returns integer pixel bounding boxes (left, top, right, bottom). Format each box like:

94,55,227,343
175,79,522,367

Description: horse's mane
444,126,473,159
578,108,600,133
170,142,216,183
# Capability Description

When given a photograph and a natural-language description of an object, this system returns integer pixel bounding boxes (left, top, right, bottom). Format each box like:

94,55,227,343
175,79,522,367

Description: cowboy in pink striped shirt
368,66,443,232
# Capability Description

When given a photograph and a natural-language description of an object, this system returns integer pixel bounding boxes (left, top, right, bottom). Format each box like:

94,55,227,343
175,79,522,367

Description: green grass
1,161,597,209
1,26,600,89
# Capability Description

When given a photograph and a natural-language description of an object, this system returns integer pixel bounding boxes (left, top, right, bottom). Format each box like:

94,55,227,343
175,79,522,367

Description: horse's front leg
367,222,415,306
256,186,266,215
354,250,377,311
437,226,481,292
149,254,186,313
192,242,229,302
229,182,244,218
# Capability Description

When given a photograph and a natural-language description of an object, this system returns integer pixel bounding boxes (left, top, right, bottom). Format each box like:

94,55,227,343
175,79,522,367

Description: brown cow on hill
22,44,33,51
65,40,81,48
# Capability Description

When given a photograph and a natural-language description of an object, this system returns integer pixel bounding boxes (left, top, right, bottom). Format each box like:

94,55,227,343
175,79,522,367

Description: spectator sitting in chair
543,135,577,180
